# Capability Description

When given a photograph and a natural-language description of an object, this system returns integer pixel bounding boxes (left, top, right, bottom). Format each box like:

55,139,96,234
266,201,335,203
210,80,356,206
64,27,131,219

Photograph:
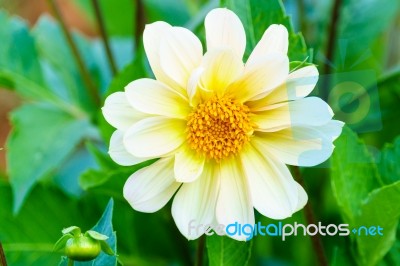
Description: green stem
90,0,118,76
321,0,343,101
0,242,8,266
134,0,146,49
68,258,74,266
293,166,328,266
46,0,101,107
195,235,205,266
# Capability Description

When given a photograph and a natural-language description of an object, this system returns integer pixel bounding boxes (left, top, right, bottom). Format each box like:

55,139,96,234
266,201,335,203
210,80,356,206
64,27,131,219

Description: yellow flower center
186,96,253,161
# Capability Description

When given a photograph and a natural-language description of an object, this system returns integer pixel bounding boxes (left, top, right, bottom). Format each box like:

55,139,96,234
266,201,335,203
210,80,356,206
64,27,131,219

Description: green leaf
330,126,382,222
289,59,314,72
53,234,73,252
62,226,81,236
99,240,114,256
0,182,96,266
220,0,308,61
59,199,117,266
6,103,92,213
206,235,252,266
379,136,400,184
353,181,400,266
86,231,108,241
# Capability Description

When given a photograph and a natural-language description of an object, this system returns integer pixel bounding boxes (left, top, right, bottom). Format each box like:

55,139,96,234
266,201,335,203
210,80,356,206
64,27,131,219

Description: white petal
187,67,204,106
248,65,319,110
295,182,308,212
160,27,203,89
215,158,254,241
109,130,149,166
143,22,186,95
174,145,205,182
205,8,246,59
252,97,334,132
200,49,244,97
125,78,190,119
102,92,145,131
124,117,186,158
240,143,299,219
123,157,181,212
252,119,344,166
246,24,288,68
172,165,219,240
226,54,289,102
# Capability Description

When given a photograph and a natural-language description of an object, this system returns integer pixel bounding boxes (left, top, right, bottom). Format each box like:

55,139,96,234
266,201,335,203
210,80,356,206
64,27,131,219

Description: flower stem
67,258,74,266
293,166,328,266
195,235,205,266
0,242,8,266
90,0,118,76
134,0,146,49
46,0,101,107
321,0,343,101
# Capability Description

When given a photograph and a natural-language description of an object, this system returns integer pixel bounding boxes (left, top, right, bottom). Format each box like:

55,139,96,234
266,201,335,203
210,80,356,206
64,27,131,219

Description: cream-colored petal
199,49,244,97
252,97,334,132
143,21,186,95
187,67,204,106
124,117,186,158
205,8,246,58
247,65,319,110
252,119,344,166
240,143,299,219
124,157,181,212
246,24,288,68
215,158,254,241
109,130,150,166
226,53,289,102
125,78,190,119
102,92,146,131
174,145,205,182
294,182,308,212
172,164,219,240
160,26,203,89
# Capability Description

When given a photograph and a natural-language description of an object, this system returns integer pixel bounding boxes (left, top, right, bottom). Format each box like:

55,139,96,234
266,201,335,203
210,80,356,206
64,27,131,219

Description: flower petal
124,157,181,212
226,53,289,102
143,21,186,95
174,145,205,182
252,97,334,132
102,92,146,131
246,24,288,68
160,27,203,89
205,8,246,59
295,182,308,212
109,130,149,166
247,65,319,110
125,78,190,119
240,143,299,219
215,158,254,241
252,119,344,167
199,49,244,97
124,117,186,158
172,164,219,240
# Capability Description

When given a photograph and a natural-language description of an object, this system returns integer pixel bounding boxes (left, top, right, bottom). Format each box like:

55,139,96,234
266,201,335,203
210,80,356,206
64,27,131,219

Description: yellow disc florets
186,96,253,161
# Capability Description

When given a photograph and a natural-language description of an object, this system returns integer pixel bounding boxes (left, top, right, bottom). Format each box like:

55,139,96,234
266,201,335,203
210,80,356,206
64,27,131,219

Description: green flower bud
65,236,101,261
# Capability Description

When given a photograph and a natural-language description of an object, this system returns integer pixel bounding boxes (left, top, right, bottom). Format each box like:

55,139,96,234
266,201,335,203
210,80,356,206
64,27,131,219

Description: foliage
0,0,399,265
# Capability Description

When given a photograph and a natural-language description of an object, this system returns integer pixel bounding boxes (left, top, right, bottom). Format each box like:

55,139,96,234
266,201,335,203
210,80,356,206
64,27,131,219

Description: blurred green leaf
73,0,134,36
207,235,252,266
221,0,308,61
379,136,400,184
0,181,95,266
144,0,191,26
331,126,382,222
6,103,92,213
353,181,400,266
59,199,117,266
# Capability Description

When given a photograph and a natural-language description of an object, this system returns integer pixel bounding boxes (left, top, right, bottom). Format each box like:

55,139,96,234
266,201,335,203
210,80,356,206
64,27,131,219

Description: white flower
102,8,343,241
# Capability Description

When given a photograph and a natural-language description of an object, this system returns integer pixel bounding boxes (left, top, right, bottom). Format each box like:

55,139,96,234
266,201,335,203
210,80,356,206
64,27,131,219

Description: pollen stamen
186,96,253,161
